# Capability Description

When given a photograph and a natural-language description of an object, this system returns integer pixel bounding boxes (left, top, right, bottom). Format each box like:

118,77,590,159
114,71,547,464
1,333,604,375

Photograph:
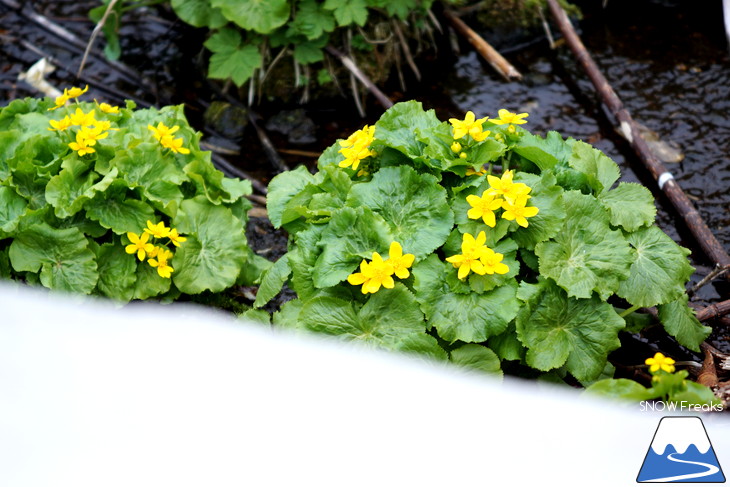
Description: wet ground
1,0,728,357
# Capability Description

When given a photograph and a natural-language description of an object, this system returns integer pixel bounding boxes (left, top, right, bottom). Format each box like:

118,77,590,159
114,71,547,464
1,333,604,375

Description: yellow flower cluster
125,220,187,279
347,242,414,294
47,86,121,157
148,122,191,155
446,231,509,280
448,109,527,163
645,352,676,374
466,170,539,228
338,125,376,172
449,111,491,142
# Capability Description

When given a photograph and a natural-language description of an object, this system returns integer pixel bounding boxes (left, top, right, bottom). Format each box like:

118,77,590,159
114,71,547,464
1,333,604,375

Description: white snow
650,417,712,455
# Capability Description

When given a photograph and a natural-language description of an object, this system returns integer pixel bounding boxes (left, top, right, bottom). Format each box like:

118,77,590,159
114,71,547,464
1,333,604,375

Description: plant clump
261,100,712,396
0,87,256,302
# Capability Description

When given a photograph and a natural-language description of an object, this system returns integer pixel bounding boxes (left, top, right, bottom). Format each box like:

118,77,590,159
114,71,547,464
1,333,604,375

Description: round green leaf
172,197,248,294
347,165,453,259
598,182,657,231
210,0,290,33
9,222,98,294
535,191,634,300
450,344,503,378
95,242,137,302
413,255,519,343
617,225,694,307
515,280,625,382
0,186,28,235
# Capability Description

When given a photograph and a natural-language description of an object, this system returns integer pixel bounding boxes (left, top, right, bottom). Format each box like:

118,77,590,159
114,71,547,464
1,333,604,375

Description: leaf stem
619,304,641,318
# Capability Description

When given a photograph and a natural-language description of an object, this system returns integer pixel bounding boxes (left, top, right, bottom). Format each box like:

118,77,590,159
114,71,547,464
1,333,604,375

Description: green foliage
0,93,253,303
264,101,708,386
154,1,443,87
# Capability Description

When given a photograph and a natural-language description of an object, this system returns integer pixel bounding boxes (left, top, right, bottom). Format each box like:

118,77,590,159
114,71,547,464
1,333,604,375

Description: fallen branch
546,0,730,271
689,264,730,297
325,45,394,110
695,299,730,322
248,111,290,174
442,9,522,81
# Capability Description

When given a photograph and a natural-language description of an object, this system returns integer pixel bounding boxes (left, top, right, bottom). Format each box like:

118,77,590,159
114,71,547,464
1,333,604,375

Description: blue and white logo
637,416,725,483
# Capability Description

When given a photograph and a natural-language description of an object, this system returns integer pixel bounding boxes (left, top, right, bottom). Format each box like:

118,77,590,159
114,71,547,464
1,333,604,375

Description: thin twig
349,72,365,118
442,9,522,81
210,153,267,195
546,0,730,271
248,111,290,174
537,6,555,49
78,0,119,78
392,21,421,81
695,299,730,322
689,264,730,297
278,148,321,158
326,45,393,110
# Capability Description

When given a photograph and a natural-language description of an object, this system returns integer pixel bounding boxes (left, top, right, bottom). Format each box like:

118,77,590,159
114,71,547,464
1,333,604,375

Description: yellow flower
48,90,70,111
69,108,96,127
480,247,509,275
148,247,174,278
459,152,468,159
143,220,170,239
471,128,490,142
451,141,462,153
645,352,675,373
93,120,117,132
347,252,395,294
446,231,489,279
449,111,487,140
125,232,154,261
385,242,415,279
66,85,89,99
148,122,179,141
48,116,73,131
98,102,120,114
78,125,109,145
486,170,532,203
466,191,504,227
160,135,191,154
488,109,529,125
68,132,96,156
501,195,539,227
338,125,376,171
168,228,187,247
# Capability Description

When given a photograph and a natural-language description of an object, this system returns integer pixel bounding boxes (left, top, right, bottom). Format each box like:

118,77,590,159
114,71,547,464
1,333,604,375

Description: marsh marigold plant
263,100,712,402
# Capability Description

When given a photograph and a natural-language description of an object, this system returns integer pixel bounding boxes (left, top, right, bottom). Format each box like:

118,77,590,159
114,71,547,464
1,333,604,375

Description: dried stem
326,45,393,110
392,21,421,81
689,264,730,297
77,0,119,78
442,9,522,81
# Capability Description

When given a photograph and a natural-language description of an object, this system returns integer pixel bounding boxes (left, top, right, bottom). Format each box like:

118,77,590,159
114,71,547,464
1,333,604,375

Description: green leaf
8,160,48,209
171,0,227,28
45,159,118,219
515,280,625,382
513,131,572,171
267,165,317,228
313,207,393,288
210,0,290,33
487,322,525,361
450,344,503,378
347,166,453,259
172,197,248,294
568,141,620,194
300,284,444,358
184,157,233,205
584,378,653,401
84,182,156,235
204,28,263,86
254,255,290,308
671,380,721,406
598,182,657,231
239,308,272,325
657,295,711,352
293,36,328,64
114,142,187,187
133,259,171,299
94,242,136,302
273,298,306,330
323,0,368,26
511,172,566,250
9,222,98,294
413,255,520,343
0,186,28,236
535,191,634,299
289,0,335,40
375,101,441,160
617,226,694,307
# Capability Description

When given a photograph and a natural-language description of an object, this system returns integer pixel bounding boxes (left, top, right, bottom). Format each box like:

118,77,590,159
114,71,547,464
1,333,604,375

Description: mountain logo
637,416,725,483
